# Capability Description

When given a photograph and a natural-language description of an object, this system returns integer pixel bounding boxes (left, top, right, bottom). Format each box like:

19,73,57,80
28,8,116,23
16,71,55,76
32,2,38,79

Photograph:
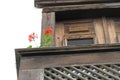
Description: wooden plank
55,22,65,47
94,19,105,44
102,17,110,43
16,44,120,54
36,0,113,3
19,69,44,80
41,12,55,46
107,19,117,43
35,0,120,8
43,2,120,12
69,26,89,32
65,34,94,39
20,51,120,70
114,21,120,33
113,18,120,43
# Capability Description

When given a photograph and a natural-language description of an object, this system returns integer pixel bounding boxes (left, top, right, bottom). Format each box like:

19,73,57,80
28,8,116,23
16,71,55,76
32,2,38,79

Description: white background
0,0,42,79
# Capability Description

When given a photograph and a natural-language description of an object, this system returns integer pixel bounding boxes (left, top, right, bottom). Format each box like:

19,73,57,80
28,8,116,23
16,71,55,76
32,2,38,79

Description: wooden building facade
16,0,120,80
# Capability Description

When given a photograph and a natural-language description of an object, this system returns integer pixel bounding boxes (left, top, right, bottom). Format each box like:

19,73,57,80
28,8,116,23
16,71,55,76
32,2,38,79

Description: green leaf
45,34,52,39
40,42,44,48
46,40,52,45
27,45,32,48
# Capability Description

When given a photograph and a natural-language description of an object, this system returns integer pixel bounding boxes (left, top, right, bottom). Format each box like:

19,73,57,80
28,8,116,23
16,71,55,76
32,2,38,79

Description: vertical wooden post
41,12,55,46
19,69,44,80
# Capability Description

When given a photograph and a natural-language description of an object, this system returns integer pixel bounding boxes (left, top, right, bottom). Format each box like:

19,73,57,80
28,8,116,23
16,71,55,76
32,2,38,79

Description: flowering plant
40,27,53,47
27,27,53,48
28,32,38,48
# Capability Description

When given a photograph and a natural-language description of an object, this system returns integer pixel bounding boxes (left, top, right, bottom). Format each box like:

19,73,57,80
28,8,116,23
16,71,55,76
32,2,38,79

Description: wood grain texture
55,23,65,47
107,19,117,43
20,50,120,70
102,17,110,43
113,18,120,43
19,69,44,80
43,2,120,12
94,19,105,44
15,44,120,70
35,0,120,8
69,26,89,32
36,0,114,3
15,44,120,79
41,12,55,46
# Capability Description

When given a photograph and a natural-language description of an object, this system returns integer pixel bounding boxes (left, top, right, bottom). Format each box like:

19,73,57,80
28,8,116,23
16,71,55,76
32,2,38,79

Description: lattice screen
44,64,120,80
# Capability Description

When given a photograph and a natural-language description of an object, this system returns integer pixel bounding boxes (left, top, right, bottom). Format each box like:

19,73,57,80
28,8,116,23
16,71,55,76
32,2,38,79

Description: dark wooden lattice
44,64,120,80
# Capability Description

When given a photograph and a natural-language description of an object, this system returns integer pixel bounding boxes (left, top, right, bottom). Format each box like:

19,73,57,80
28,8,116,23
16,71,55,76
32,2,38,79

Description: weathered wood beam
19,69,44,80
36,0,111,5
20,51,120,70
42,2,120,12
41,12,55,46
35,0,120,8
15,44,120,70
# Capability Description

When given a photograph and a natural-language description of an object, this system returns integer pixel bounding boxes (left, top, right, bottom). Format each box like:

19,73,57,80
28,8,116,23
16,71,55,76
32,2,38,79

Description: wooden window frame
63,20,96,46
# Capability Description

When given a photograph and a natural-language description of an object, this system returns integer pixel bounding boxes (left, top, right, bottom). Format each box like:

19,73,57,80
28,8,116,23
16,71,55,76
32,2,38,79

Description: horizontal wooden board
43,2,120,12
35,0,120,8
65,34,95,39
69,26,89,32
20,51,120,69
15,44,120,71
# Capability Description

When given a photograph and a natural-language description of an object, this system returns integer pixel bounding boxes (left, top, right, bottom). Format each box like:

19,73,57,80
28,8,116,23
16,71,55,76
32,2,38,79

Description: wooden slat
102,17,110,43
41,12,55,46
113,19,120,43
94,19,105,44
69,26,89,32
43,2,120,12
107,19,117,43
65,34,94,39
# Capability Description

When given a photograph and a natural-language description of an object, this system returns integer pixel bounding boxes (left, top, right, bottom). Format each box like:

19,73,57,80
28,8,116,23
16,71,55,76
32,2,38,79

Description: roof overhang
35,0,120,8
35,0,120,12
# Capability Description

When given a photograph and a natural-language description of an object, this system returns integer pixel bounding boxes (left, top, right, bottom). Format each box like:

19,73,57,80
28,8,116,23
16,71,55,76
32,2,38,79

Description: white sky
0,0,42,79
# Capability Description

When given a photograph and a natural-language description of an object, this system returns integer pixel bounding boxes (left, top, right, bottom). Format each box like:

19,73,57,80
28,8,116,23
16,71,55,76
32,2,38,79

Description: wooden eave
43,2,120,12
35,0,120,8
15,44,120,75
35,0,120,12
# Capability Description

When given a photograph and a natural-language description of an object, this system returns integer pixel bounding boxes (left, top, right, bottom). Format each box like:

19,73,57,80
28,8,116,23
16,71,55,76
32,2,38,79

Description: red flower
44,28,53,35
28,32,38,42
28,34,33,42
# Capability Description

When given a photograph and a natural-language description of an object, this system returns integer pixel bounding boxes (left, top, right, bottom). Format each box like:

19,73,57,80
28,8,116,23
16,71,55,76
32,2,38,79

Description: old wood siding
55,17,120,46
94,19,105,44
